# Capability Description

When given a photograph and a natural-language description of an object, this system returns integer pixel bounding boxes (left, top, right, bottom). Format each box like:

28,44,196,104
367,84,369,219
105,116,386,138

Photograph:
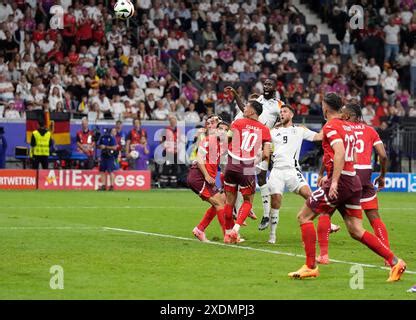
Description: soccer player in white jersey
263,104,322,243
226,79,284,223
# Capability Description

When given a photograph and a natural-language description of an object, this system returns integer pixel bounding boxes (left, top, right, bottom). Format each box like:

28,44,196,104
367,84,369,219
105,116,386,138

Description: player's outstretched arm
374,142,388,190
313,129,324,141
225,86,245,113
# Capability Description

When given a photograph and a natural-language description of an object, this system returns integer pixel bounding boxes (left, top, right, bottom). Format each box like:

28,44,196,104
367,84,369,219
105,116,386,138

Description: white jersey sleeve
301,126,317,142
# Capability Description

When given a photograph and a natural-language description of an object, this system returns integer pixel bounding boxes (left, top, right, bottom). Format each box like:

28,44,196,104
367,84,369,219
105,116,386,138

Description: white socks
260,184,270,218
233,224,241,233
270,208,280,236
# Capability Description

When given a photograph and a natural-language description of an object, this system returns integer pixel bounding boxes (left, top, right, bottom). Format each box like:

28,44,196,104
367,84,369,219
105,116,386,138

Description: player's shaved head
248,93,260,100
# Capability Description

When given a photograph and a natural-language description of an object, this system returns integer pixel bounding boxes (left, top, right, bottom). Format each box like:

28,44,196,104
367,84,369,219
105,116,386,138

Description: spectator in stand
306,25,320,48
381,67,399,105
364,58,381,94
152,100,170,120
362,104,376,125
184,103,200,123
383,17,401,63
363,87,380,107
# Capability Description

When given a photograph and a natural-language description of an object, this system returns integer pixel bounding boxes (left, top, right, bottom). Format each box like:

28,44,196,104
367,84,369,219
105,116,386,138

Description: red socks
301,222,317,269
317,215,330,256
224,203,234,230
197,206,217,232
370,218,390,249
236,201,252,226
216,208,226,235
360,231,395,266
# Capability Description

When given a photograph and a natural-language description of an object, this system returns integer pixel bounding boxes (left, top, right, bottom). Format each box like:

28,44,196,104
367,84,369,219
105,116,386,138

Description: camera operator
98,127,118,191
76,117,96,169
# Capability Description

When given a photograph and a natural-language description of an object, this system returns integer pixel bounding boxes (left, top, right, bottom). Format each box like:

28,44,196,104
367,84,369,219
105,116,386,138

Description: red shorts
307,174,363,219
356,169,378,210
187,167,218,200
223,166,256,196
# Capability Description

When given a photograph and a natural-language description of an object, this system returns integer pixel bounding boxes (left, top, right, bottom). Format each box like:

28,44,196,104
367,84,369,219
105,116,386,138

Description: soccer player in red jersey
316,103,391,264
289,93,406,281
188,116,229,242
223,100,272,244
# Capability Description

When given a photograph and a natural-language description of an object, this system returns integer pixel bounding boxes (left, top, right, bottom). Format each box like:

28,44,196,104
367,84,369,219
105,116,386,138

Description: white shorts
255,160,269,172
267,167,309,195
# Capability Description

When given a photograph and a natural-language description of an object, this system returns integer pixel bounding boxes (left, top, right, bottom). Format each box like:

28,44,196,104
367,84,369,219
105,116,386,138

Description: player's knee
270,194,281,209
257,171,267,186
347,227,364,240
365,210,380,222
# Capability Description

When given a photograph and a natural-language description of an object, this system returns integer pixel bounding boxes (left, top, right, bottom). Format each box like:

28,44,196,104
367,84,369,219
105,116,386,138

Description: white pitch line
0,226,99,230
103,226,416,275
1,206,415,211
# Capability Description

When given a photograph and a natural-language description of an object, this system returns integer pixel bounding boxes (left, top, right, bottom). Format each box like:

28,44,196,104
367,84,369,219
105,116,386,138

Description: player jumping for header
223,100,271,244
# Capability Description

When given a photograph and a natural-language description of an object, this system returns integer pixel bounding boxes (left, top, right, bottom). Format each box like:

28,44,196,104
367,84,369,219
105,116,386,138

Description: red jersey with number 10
348,122,382,169
228,118,271,162
322,118,356,177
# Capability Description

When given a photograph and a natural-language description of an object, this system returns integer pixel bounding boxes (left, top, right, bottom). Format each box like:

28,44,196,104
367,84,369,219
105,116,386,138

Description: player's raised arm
225,86,245,113
374,141,388,190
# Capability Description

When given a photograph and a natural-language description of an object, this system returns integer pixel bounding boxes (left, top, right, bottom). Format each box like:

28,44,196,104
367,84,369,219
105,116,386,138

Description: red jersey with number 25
349,122,382,169
228,118,271,163
322,118,356,177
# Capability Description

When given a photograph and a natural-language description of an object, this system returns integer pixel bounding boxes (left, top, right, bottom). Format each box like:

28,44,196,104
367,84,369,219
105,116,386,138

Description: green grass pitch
0,190,415,300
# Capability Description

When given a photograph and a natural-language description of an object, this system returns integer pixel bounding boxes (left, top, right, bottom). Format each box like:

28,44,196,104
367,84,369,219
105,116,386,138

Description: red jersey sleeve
323,121,343,148
369,126,382,147
262,125,271,144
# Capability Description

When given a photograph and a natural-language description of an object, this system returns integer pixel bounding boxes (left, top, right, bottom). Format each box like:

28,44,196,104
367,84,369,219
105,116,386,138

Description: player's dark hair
217,121,230,128
281,104,296,115
207,114,222,122
344,103,363,120
249,100,263,116
323,93,342,111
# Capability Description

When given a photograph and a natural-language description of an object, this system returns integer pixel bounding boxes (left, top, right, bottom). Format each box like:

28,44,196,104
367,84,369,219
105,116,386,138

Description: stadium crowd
0,0,415,128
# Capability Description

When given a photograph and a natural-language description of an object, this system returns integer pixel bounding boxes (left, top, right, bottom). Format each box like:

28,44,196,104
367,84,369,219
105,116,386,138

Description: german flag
26,111,71,145
50,112,71,145
26,110,44,143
